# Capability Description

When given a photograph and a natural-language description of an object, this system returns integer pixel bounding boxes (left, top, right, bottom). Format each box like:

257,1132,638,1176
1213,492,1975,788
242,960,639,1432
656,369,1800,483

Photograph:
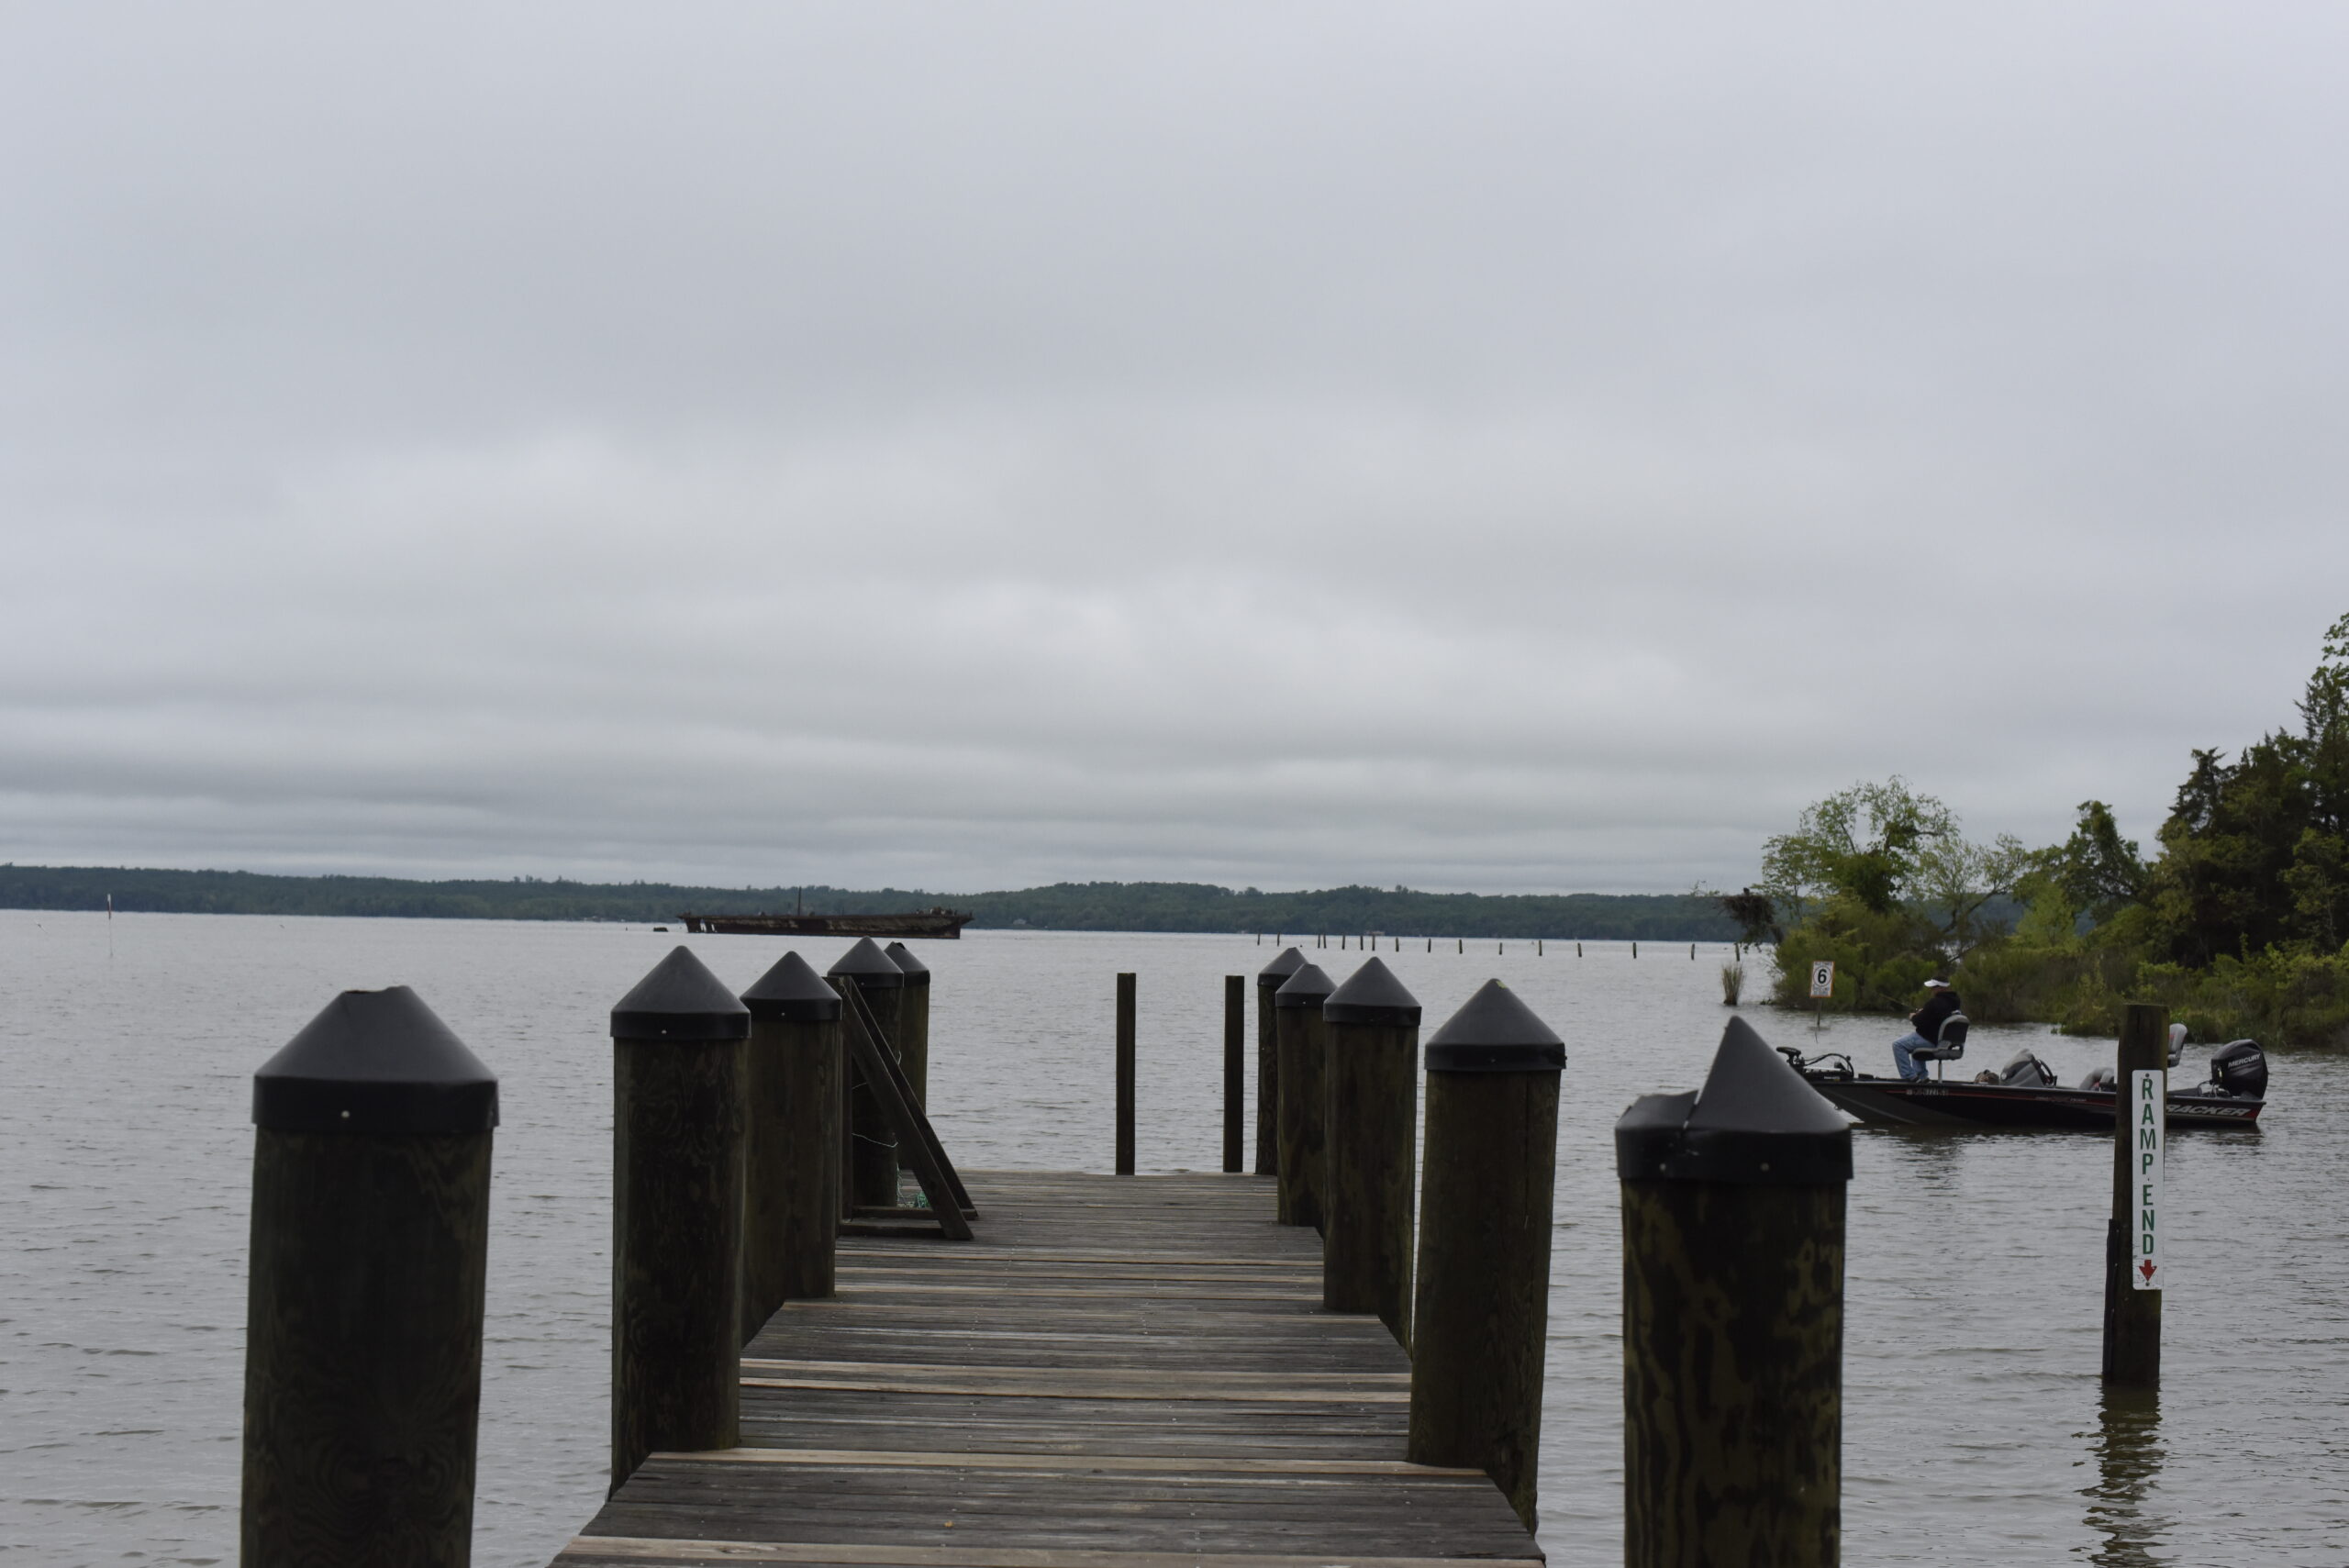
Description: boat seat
1909,1014,1970,1079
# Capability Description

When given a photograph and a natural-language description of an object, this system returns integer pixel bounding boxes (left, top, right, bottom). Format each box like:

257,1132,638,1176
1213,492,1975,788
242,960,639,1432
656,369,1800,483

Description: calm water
2,911,2343,1565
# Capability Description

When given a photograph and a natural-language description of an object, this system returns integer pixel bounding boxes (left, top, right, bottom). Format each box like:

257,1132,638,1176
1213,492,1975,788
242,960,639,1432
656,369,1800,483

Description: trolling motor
1776,1045,1855,1080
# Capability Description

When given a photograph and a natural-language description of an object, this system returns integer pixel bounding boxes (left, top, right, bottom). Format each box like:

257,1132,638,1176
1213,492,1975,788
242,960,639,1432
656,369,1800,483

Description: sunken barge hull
1802,1074,2263,1130
677,908,974,940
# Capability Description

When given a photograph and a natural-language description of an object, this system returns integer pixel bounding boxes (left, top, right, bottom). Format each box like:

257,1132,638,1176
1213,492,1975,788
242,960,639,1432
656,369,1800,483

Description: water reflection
2080,1386,2169,1565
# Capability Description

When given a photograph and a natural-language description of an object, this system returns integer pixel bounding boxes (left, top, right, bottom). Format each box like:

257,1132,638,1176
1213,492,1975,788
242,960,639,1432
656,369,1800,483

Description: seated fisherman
1892,979,1962,1082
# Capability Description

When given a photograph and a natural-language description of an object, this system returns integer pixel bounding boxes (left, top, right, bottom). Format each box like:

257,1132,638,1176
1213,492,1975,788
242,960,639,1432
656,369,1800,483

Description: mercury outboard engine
2208,1040,2268,1098
1998,1049,2057,1087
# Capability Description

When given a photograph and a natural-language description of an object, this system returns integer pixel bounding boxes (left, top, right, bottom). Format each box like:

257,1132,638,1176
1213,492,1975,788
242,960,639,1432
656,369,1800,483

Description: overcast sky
5,4,2345,894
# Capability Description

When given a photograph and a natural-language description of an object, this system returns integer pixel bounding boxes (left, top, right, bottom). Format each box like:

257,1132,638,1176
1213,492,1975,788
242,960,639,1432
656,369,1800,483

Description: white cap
1922,978,1950,989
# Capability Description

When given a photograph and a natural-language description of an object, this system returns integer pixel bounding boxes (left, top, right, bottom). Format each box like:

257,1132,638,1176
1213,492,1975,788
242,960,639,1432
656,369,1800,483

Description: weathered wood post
1408,979,1563,1529
883,940,931,1109
1223,974,1245,1173
1615,1015,1852,1567
1255,947,1305,1175
740,951,843,1337
1320,957,1420,1344
1273,962,1335,1229
242,987,496,1568
2103,1001,2167,1388
610,947,750,1489
1116,972,1138,1174
828,939,905,1209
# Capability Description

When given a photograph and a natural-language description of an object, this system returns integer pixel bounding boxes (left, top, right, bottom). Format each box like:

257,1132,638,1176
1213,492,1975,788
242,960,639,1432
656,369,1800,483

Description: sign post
2102,1002,2165,1388
1808,960,1835,1033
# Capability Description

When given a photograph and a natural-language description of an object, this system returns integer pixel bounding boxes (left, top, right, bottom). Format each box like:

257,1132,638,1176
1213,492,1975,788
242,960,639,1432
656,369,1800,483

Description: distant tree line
0,864,1737,941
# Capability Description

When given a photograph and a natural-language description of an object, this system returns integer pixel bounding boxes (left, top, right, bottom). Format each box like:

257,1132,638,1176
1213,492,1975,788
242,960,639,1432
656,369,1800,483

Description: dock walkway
555,1171,1541,1567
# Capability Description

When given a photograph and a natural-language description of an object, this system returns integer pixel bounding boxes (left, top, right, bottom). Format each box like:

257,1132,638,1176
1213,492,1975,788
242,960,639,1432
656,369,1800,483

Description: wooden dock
553,1171,1542,1567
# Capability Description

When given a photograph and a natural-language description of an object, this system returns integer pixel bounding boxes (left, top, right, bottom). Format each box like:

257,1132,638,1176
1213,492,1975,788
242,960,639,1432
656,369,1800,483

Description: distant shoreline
0,863,1737,941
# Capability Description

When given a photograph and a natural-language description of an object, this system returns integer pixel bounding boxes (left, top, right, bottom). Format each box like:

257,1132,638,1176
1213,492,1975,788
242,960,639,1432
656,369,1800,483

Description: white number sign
1809,961,1836,1000
2131,1069,2164,1290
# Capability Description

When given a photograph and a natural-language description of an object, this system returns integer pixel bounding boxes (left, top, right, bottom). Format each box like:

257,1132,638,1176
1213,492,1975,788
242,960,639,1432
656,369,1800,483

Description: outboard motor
1998,1049,2057,1087
2209,1040,2268,1098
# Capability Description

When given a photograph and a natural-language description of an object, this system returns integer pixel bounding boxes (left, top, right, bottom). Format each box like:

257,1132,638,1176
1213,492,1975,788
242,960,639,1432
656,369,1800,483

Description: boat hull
676,910,974,940
1804,1074,2263,1130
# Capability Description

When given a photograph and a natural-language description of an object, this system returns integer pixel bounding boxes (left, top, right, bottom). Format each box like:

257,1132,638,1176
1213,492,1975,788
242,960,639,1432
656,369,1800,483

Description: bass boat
1783,1038,2267,1130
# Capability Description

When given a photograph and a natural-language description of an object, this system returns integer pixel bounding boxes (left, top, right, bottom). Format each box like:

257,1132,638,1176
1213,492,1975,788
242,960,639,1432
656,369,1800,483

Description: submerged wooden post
1273,962,1336,1229
883,941,931,1108
1223,974,1245,1173
610,947,750,1489
828,939,905,1209
1615,1016,1852,1567
1255,947,1305,1175
242,987,496,1568
1116,972,1137,1174
2103,1001,2167,1389
1320,958,1420,1344
1408,980,1563,1529
740,951,843,1336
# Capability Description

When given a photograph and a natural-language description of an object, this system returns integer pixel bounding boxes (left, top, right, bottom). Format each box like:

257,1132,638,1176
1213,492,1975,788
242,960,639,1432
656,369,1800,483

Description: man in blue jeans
1893,979,1962,1081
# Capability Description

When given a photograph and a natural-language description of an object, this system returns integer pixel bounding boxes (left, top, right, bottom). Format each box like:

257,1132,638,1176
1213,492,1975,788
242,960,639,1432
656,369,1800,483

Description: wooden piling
1223,974,1245,1173
2103,1001,2167,1389
242,987,496,1568
1255,948,1305,1176
828,940,905,1209
1273,962,1336,1229
1320,958,1420,1345
740,951,843,1334
1408,980,1563,1529
882,941,931,1109
610,947,751,1489
1615,1016,1852,1567
1116,972,1137,1175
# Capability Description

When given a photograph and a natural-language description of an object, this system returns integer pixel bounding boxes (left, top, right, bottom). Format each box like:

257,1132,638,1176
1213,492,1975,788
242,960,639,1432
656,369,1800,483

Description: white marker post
2103,1003,2165,1387
1809,961,1835,1033
2130,1070,2163,1290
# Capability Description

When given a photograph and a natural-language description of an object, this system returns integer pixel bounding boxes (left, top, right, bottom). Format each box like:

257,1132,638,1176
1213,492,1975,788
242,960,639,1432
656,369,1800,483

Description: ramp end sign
2131,1069,2164,1290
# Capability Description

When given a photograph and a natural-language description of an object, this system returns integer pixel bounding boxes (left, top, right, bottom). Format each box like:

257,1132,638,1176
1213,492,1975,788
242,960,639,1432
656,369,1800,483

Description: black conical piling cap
612,946,751,1040
254,986,498,1134
883,941,931,987
1273,962,1336,1008
741,951,842,1022
1614,1016,1851,1185
1259,946,1308,984
1425,980,1564,1072
828,937,905,989
1323,957,1421,1028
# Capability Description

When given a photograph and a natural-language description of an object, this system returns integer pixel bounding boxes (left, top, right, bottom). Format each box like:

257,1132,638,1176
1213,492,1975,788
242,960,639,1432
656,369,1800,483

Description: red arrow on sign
2137,1259,2157,1284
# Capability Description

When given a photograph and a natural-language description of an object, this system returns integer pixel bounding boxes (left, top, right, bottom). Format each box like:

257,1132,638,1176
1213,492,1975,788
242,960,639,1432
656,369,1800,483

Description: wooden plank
564,1539,1542,1568
741,1373,1411,1405
740,1360,1406,1387
657,1448,1485,1478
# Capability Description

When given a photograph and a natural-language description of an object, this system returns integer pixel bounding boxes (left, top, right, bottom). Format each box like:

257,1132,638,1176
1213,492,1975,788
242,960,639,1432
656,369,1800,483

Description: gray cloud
5,3,2346,891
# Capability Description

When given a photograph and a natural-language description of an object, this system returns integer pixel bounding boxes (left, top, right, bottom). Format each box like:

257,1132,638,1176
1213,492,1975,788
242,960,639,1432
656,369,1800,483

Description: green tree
1913,828,2034,960
2048,799,2147,922
1759,777,1954,918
